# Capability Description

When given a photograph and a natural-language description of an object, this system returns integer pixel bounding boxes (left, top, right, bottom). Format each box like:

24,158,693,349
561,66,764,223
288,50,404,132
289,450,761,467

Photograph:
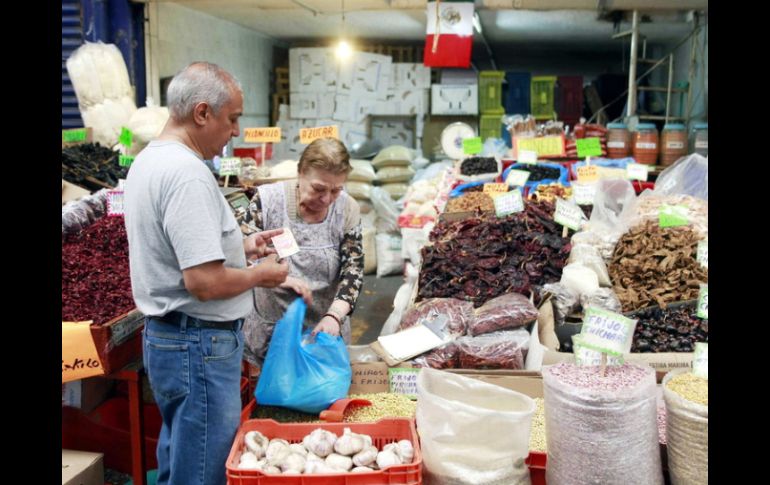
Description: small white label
107,190,125,216
494,189,525,217
573,183,598,206
697,284,708,319
626,163,649,181
573,335,624,366
519,150,538,164
219,157,242,177
388,368,420,398
505,169,531,187
607,141,626,149
118,179,126,189
636,142,657,150
666,141,685,149
554,198,585,231
271,227,300,259
579,306,638,356
695,141,708,149
692,343,708,380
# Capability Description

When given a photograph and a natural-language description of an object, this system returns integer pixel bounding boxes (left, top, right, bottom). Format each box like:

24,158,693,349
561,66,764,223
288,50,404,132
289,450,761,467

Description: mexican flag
423,0,474,68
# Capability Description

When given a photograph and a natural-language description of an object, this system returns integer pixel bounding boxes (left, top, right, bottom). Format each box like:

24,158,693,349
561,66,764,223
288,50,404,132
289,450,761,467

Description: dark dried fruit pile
460,157,498,176
515,164,561,182
609,221,707,312
629,303,707,353
62,216,134,324
418,200,571,307
62,143,127,191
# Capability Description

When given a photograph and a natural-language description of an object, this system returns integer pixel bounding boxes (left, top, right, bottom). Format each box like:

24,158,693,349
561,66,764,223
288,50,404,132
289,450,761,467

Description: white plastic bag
560,262,600,296
81,96,137,148
126,97,169,155
349,159,376,183
372,145,414,169
381,183,409,200
417,369,535,485
375,233,404,277
401,225,432,266
370,187,400,233
362,227,377,275
376,166,415,184
345,182,373,201
568,243,611,287
380,263,419,336
66,42,133,108
653,154,708,201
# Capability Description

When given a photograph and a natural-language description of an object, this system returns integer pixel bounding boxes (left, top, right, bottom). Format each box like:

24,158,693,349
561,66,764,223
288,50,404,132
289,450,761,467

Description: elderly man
124,62,289,485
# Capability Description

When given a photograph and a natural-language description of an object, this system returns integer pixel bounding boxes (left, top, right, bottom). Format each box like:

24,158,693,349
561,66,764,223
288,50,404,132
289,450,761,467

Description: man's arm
183,255,288,301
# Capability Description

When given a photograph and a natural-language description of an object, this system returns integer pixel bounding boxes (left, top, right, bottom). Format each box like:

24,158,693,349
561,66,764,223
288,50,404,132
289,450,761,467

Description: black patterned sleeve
241,190,264,234
335,223,364,311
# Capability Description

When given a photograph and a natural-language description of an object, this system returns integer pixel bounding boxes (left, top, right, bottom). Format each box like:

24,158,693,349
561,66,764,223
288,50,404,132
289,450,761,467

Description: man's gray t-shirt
124,140,252,321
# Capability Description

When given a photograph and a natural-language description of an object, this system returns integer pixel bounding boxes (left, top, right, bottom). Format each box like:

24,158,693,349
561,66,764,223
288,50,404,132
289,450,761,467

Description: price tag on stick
462,137,483,155
697,284,708,319
554,198,585,232
697,240,708,269
579,306,637,375
506,169,531,187
692,343,708,379
300,125,339,144
493,189,525,217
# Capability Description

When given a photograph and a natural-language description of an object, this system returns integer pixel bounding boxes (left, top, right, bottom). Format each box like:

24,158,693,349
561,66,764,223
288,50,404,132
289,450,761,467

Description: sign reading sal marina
244,127,282,143
300,125,339,144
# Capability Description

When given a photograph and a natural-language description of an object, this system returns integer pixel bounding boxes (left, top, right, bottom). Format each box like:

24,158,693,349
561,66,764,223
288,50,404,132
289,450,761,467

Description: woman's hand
280,276,313,305
312,315,340,337
244,228,284,260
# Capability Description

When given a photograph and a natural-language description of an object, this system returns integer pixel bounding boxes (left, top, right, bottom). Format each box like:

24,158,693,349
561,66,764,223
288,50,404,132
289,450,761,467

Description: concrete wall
145,2,279,146
669,17,707,126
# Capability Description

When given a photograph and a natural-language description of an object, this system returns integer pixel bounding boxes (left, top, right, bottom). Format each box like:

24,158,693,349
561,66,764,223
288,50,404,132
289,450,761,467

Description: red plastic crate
62,397,161,474
226,418,422,485
241,398,257,424
526,452,547,485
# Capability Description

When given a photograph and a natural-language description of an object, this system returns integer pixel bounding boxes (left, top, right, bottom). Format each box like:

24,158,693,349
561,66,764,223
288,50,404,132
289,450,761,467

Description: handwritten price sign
300,125,339,144
244,127,281,143
697,284,708,319
579,306,637,356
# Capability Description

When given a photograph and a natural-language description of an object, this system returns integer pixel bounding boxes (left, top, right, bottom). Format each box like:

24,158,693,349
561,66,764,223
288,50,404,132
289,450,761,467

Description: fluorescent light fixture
336,39,352,60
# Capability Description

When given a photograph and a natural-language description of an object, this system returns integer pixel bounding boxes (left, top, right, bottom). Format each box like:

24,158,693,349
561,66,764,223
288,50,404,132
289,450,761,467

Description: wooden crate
275,67,289,94
90,309,145,375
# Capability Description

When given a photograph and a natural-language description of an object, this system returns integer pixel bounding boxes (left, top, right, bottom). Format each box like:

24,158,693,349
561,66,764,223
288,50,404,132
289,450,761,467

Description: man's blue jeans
143,316,244,485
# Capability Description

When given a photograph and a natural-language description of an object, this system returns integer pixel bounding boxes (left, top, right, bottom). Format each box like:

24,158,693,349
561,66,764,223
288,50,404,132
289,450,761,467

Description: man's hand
253,254,289,288
312,315,340,337
244,228,284,260
280,276,313,305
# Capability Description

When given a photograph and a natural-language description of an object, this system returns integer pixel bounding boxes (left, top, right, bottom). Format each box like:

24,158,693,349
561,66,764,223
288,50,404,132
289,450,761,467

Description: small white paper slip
494,189,525,217
107,190,125,216
572,182,598,206
271,227,300,259
519,150,538,164
506,169,531,187
697,240,708,269
692,342,708,379
377,325,448,362
554,198,586,231
626,163,649,181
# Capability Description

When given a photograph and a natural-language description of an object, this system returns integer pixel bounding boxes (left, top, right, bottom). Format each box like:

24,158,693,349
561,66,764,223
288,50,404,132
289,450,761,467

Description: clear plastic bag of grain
543,363,663,485
662,369,708,485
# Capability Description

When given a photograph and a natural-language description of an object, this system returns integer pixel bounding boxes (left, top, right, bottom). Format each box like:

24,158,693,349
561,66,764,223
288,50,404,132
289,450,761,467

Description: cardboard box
374,89,429,116
394,63,432,90
289,48,337,93
62,449,104,485
446,369,544,398
431,84,478,115
349,361,390,394
440,69,479,85
333,94,378,123
339,122,369,149
337,52,392,99
371,117,416,148
62,179,91,205
62,376,115,414
290,92,333,119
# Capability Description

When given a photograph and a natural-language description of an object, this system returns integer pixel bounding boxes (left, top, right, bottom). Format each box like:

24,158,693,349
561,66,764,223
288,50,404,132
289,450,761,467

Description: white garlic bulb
334,428,365,456
397,440,414,463
280,452,307,474
352,466,374,473
303,429,337,458
289,443,308,456
325,453,354,471
266,439,291,466
376,449,401,470
305,460,337,474
244,430,269,458
239,451,258,464
358,433,373,449
263,465,281,474
352,445,378,467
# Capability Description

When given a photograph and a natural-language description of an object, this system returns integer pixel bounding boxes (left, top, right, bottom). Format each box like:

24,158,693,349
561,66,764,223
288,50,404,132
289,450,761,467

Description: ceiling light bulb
336,39,352,60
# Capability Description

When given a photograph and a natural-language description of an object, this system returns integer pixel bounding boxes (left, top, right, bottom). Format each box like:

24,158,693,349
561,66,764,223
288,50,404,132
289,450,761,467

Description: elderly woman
242,137,364,369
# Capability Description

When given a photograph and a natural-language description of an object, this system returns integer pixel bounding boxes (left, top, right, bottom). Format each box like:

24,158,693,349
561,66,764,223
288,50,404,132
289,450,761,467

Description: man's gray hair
166,62,243,121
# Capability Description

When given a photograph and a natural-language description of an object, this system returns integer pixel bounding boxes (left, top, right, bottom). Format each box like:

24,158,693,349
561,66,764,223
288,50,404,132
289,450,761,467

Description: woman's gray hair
166,62,243,121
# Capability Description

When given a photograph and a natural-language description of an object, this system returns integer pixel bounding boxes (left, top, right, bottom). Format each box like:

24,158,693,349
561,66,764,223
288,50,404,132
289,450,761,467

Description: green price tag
692,343,708,379
576,137,603,158
462,137,483,155
697,240,708,269
659,204,690,228
554,198,585,231
697,284,708,319
119,127,133,148
388,367,420,399
219,157,242,177
579,306,638,356
572,334,624,366
62,128,87,143
493,189,524,217
119,155,135,167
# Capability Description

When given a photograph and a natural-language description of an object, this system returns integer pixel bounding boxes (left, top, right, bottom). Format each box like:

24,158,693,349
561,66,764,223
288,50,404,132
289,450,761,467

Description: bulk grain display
663,369,708,485
543,363,664,485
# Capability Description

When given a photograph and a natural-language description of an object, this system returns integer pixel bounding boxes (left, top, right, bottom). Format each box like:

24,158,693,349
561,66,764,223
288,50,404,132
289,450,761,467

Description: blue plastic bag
502,162,570,193
256,298,352,414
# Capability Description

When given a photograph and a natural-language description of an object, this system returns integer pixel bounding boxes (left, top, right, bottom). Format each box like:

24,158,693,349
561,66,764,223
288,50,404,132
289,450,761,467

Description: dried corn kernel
345,393,417,423
665,372,707,406
529,398,547,452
